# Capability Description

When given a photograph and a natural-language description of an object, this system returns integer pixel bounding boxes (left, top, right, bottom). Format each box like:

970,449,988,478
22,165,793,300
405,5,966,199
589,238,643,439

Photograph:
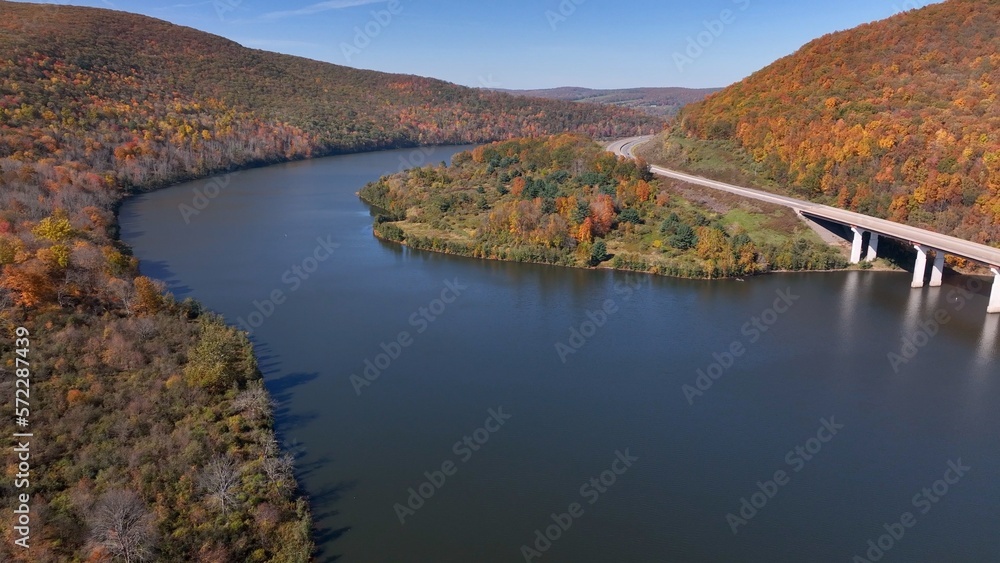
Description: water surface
120,146,1000,562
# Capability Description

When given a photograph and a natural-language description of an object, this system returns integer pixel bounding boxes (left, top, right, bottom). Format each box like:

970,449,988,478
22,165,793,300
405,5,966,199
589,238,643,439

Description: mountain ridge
495,86,720,116
670,0,1000,245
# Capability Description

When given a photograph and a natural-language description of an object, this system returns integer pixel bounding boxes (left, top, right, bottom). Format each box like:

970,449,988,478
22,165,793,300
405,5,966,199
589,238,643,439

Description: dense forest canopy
0,2,659,561
675,0,1000,245
360,134,845,278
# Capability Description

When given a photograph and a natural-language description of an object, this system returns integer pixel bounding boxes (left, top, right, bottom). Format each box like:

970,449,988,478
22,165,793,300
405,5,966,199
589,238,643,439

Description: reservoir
120,146,1000,562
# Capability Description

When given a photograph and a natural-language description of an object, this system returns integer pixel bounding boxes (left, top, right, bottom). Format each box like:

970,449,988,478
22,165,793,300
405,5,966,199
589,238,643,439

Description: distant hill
0,2,660,160
672,0,1000,244
496,87,719,117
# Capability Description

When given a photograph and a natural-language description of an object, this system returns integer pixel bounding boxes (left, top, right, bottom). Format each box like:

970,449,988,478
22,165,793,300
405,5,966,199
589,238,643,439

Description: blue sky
16,0,944,89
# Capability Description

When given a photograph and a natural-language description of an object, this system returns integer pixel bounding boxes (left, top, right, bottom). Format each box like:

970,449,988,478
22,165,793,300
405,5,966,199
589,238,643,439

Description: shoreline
365,224,892,281
108,142,448,556
369,226,1000,290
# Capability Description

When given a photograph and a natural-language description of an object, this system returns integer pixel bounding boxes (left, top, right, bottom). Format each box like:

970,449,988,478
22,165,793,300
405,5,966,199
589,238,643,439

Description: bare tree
107,277,136,315
87,489,157,563
261,453,296,492
200,455,243,514
130,317,157,340
231,380,274,423
259,434,280,458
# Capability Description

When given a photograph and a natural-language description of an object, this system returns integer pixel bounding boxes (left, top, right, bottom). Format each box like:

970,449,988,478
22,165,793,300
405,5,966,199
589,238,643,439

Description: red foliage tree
590,194,616,236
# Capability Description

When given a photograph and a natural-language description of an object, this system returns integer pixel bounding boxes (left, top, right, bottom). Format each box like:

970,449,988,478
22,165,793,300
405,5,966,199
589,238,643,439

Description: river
119,145,1000,562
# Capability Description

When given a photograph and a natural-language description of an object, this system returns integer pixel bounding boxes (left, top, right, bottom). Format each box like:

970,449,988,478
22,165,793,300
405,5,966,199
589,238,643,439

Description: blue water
120,146,1000,562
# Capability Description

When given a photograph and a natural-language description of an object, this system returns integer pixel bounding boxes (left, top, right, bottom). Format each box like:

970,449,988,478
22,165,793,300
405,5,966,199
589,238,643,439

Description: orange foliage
66,389,85,405
577,217,595,243
1,262,55,308
590,194,616,236
133,276,164,316
636,180,652,203
679,0,1000,242
511,177,526,197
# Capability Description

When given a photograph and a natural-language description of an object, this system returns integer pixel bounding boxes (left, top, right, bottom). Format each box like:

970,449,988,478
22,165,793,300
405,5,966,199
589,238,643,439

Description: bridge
608,136,1000,314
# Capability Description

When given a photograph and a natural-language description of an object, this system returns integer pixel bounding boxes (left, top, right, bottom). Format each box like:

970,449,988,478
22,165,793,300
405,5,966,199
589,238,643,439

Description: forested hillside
672,0,1000,244
360,135,845,278
495,87,720,117
0,2,658,561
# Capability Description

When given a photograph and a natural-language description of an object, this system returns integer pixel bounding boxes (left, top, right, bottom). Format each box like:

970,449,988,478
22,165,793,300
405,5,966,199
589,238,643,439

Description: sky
11,0,945,90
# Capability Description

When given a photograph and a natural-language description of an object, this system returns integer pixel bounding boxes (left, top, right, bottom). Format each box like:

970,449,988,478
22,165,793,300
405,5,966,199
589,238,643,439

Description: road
607,136,1000,268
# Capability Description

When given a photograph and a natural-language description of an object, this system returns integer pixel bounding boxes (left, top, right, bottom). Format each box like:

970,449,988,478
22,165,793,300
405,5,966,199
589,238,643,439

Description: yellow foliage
32,213,75,243
37,244,71,269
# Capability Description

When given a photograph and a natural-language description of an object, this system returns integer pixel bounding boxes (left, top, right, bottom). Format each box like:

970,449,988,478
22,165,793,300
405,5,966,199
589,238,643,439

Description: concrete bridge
608,136,1000,314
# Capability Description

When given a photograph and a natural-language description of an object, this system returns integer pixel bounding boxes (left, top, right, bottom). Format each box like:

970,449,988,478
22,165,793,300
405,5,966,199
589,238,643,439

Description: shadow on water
117,201,146,239
138,259,193,298
248,340,283,376
310,479,360,563
254,349,355,561
267,371,321,403
263,370,320,434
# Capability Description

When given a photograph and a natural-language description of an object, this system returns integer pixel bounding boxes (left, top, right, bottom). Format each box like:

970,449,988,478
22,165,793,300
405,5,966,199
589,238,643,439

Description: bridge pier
866,233,880,262
912,245,929,288
990,268,1000,314
930,252,945,287
851,227,865,264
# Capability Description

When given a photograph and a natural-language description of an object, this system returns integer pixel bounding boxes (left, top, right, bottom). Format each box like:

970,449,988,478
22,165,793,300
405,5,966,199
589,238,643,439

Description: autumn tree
511,176,526,197
576,217,595,243
32,211,75,243
184,319,258,392
1,261,56,308
590,194,616,236
132,276,164,316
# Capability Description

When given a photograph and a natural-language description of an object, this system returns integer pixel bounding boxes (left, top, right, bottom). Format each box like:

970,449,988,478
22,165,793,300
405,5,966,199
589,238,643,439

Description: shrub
375,222,405,242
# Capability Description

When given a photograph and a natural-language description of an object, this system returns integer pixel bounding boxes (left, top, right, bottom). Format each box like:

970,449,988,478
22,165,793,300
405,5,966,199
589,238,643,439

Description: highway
607,136,1000,269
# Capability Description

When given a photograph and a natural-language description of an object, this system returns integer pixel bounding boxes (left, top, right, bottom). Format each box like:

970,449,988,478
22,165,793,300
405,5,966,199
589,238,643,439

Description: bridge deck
609,136,1000,268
